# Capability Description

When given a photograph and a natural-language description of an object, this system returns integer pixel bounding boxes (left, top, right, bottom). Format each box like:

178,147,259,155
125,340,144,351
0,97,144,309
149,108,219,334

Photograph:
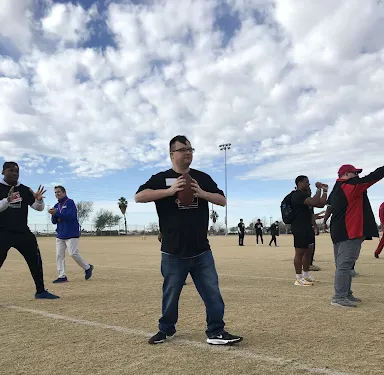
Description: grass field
1,234,384,375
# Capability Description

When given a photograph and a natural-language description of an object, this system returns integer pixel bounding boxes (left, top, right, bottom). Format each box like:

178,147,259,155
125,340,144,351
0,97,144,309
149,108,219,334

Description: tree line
76,197,128,232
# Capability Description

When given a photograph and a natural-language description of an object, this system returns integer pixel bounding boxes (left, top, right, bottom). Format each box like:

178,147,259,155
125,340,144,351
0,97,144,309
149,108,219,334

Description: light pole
219,143,231,235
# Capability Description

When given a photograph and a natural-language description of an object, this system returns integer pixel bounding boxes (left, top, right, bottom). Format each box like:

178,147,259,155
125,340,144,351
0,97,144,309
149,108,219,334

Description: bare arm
304,188,328,208
201,191,226,207
323,205,332,223
134,189,173,203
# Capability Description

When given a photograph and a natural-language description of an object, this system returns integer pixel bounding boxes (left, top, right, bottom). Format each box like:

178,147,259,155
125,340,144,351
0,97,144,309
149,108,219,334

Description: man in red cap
328,164,384,307
374,202,384,258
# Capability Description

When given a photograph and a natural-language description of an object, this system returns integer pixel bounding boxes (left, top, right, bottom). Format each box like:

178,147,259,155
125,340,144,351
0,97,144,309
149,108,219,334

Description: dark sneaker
331,297,357,308
148,331,175,345
374,253,379,259
53,276,68,283
35,290,60,299
347,295,362,303
85,265,94,280
206,331,243,345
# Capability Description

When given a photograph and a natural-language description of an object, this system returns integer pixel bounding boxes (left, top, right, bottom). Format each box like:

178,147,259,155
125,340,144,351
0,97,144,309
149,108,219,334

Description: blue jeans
159,250,225,338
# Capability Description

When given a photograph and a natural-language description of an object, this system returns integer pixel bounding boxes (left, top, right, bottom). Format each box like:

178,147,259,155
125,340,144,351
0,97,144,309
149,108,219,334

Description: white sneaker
294,278,313,286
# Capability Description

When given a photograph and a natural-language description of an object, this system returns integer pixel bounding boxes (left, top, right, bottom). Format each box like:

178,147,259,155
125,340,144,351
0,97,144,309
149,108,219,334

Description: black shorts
293,230,315,249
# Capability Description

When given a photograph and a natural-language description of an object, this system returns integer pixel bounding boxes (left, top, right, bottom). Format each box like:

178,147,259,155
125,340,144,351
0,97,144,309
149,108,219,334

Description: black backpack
281,191,296,224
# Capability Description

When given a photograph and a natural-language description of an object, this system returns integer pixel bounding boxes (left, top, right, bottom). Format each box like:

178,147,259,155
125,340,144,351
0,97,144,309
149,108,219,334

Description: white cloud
0,0,383,183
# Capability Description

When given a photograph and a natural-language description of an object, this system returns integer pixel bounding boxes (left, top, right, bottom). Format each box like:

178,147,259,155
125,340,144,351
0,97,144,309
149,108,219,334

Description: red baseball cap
338,164,362,177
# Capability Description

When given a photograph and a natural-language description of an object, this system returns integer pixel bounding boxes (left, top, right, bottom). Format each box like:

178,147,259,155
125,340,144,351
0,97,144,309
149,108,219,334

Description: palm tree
118,197,128,234
210,209,219,224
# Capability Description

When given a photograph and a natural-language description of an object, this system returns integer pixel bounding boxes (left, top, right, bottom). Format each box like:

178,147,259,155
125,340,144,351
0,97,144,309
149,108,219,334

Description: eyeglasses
171,147,195,154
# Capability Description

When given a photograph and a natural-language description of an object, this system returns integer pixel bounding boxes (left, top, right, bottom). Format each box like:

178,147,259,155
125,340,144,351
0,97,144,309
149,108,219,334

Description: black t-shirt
0,183,35,233
255,222,263,232
238,222,245,234
136,168,225,258
290,190,312,233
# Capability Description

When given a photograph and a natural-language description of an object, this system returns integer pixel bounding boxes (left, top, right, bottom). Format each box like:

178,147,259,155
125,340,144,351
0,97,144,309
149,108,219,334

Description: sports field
1,234,383,375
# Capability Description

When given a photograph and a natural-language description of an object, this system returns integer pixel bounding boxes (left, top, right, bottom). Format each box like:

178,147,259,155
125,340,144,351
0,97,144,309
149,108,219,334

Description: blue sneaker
85,264,94,280
35,290,60,299
53,276,68,283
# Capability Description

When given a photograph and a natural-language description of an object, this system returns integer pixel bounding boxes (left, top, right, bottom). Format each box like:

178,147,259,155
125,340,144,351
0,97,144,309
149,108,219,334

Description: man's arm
192,175,226,207
31,200,45,211
0,198,9,213
304,188,328,208
135,189,173,203
349,166,384,195
200,191,226,207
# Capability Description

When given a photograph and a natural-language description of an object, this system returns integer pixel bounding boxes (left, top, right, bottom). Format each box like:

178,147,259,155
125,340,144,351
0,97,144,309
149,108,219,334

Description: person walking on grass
49,186,93,283
135,135,242,346
268,221,279,247
328,164,384,308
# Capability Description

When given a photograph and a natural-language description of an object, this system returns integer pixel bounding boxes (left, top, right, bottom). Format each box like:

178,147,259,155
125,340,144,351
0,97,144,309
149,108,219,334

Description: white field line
0,303,354,375
6,260,384,287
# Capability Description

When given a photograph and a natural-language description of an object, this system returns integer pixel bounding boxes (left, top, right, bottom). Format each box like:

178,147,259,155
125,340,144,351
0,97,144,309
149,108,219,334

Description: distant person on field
268,221,279,247
238,219,245,246
374,201,384,258
49,186,93,283
291,176,328,286
255,219,263,245
328,164,384,308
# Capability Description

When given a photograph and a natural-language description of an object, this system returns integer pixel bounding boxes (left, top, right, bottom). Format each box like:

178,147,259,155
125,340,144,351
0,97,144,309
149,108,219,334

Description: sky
1,0,384,231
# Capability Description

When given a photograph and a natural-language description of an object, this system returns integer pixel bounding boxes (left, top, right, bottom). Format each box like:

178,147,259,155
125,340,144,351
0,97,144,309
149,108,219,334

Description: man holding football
135,135,242,346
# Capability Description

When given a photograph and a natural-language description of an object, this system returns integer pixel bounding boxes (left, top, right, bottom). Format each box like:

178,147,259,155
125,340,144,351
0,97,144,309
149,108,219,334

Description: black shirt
238,222,245,234
255,222,263,232
136,168,225,258
0,183,36,233
290,190,312,233
269,223,279,236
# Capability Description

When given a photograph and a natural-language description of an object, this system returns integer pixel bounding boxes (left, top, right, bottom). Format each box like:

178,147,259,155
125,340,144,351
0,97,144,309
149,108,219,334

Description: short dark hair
295,175,308,186
3,161,18,171
54,185,66,193
169,135,190,151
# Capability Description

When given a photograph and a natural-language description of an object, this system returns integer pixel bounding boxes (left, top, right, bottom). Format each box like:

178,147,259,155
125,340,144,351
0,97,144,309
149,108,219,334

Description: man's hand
321,184,328,191
315,182,323,189
7,186,18,202
48,208,56,215
168,176,186,196
191,179,207,199
30,185,46,201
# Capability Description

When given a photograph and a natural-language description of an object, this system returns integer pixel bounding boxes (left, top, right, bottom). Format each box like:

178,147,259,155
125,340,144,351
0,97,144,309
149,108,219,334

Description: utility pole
219,143,231,235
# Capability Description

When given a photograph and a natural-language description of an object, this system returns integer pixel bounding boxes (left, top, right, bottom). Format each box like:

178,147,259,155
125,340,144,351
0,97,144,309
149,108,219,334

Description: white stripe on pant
56,238,90,278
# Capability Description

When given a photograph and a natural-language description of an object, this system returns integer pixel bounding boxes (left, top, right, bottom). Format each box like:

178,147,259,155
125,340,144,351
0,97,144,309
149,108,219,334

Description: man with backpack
281,176,328,286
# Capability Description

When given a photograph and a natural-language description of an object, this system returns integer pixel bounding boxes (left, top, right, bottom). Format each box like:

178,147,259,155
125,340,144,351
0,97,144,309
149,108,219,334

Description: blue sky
1,0,384,230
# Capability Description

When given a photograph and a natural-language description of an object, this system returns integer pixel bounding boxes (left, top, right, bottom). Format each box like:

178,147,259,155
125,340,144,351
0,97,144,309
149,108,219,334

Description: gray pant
333,238,364,299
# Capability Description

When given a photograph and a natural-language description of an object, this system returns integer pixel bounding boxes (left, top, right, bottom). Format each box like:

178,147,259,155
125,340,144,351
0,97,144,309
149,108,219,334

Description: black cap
2,162,19,171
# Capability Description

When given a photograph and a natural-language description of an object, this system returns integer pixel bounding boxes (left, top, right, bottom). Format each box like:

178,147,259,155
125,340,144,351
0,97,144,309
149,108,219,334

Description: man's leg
332,238,362,306
273,235,277,246
56,238,67,279
260,232,263,244
15,232,59,298
66,238,93,279
238,234,241,245
0,232,11,269
374,233,384,256
157,253,189,337
256,233,259,244
293,233,313,286
191,251,242,345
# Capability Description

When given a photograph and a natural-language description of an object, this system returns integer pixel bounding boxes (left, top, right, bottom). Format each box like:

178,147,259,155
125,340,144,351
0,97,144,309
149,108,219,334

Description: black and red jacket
328,166,384,244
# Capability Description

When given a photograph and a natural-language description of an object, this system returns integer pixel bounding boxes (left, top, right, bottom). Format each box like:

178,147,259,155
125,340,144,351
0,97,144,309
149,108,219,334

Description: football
177,173,195,206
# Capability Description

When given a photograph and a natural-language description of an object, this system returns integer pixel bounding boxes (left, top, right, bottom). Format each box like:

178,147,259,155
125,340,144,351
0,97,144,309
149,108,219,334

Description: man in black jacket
328,164,384,308
238,219,245,246
268,221,279,247
0,162,59,299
